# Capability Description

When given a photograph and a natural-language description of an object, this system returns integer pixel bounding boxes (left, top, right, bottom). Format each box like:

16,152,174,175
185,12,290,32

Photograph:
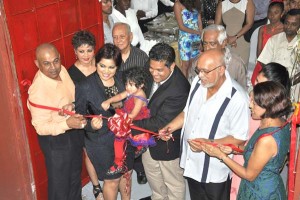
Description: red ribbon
28,100,159,136
288,102,300,200
108,109,132,138
28,100,102,118
195,141,244,153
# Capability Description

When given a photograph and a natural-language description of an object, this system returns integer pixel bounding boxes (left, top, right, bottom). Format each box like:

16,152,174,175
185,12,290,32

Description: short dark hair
286,9,300,17
123,67,150,91
179,0,197,11
253,81,292,119
149,43,175,68
269,1,284,13
72,30,96,49
95,43,122,68
259,62,291,96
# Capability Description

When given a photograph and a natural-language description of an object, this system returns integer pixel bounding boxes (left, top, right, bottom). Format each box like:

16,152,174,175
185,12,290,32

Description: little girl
101,67,155,175
251,0,284,85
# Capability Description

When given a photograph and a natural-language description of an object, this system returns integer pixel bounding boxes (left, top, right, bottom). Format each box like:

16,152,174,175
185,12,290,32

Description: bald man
162,49,250,200
28,43,86,200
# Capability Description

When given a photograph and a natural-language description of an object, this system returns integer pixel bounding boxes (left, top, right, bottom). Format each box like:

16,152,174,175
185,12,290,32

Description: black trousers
187,176,232,200
38,130,84,200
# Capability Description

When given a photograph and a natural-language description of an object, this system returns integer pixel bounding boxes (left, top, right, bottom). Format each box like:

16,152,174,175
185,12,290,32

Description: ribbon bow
108,109,133,138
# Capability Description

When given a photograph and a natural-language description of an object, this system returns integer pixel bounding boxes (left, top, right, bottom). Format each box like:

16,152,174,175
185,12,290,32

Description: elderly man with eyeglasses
161,49,250,200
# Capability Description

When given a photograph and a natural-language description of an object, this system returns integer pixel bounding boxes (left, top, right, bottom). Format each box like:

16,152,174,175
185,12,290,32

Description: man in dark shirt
112,22,149,184
112,22,149,72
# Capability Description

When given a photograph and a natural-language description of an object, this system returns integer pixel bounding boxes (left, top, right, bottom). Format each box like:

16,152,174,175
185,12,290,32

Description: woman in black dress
75,43,135,200
68,31,105,200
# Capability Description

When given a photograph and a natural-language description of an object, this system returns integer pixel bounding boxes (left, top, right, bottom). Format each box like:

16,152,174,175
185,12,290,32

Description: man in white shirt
257,9,300,101
162,49,249,200
101,0,114,43
131,0,175,32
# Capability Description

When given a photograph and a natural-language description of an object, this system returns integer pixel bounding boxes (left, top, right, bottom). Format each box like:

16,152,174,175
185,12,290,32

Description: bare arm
228,0,255,45
203,135,277,181
128,91,146,119
189,135,246,152
101,91,127,110
174,2,200,34
198,11,203,34
256,26,264,57
214,1,222,25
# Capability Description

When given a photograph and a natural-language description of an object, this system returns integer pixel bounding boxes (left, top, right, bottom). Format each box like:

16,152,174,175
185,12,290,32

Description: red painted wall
2,0,104,199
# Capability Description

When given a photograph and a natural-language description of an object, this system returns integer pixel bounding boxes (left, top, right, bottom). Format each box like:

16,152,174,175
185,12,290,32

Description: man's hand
66,114,87,129
58,103,74,116
91,115,103,130
101,101,110,111
136,10,146,20
158,127,172,141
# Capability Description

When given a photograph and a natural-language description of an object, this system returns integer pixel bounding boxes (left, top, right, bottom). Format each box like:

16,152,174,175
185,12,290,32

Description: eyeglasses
194,65,222,75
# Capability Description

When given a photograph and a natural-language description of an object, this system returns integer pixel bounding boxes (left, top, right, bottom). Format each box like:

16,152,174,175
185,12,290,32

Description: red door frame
0,2,36,200
1,0,104,199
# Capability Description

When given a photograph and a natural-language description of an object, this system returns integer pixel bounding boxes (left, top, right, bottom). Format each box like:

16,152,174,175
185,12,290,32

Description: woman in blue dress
202,81,292,200
174,0,202,78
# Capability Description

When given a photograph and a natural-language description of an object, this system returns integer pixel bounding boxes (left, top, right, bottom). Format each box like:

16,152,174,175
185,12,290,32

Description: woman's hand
227,35,237,46
101,101,110,111
218,144,233,155
187,138,207,152
91,115,103,130
202,143,225,159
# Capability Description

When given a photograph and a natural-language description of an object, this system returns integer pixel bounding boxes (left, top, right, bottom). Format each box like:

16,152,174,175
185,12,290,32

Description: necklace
270,23,282,33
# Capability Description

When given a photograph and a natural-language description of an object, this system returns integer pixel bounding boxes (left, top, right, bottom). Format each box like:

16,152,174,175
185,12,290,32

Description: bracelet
235,35,239,39
220,155,228,162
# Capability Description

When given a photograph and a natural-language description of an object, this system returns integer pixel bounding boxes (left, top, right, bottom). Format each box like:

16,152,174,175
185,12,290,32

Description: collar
37,66,67,89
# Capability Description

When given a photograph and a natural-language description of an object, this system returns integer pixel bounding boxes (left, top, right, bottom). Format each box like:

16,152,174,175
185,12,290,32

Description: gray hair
113,22,131,34
202,24,227,44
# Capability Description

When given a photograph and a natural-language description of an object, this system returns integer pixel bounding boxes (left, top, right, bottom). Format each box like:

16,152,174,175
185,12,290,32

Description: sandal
106,163,123,175
93,184,104,200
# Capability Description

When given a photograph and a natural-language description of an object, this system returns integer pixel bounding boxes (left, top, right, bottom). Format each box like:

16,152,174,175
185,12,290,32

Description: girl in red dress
101,67,155,175
251,0,284,85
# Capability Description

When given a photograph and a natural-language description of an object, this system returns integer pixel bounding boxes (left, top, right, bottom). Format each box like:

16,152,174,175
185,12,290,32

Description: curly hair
149,43,175,68
123,67,150,91
253,81,292,119
72,30,96,50
95,43,122,69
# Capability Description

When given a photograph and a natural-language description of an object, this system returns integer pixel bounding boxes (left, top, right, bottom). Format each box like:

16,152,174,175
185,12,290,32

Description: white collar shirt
180,71,250,183
257,32,298,76
111,8,145,46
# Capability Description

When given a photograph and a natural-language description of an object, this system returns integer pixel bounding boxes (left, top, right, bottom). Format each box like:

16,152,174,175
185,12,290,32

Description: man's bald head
196,49,226,89
35,43,61,80
198,49,225,67
35,43,59,60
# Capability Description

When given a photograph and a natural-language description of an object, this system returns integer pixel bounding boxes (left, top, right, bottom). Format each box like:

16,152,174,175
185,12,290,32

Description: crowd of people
26,0,300,200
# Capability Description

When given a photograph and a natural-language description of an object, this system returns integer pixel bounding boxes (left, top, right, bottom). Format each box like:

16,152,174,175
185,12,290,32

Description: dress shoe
137,171,147,184
139,196,151,200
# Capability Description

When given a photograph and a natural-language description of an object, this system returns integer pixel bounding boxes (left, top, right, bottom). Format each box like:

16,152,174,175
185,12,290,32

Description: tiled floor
82,170,191,200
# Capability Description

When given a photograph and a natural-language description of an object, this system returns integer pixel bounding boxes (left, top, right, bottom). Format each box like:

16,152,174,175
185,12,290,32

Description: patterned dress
237,125,290,200
178,9,201,61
